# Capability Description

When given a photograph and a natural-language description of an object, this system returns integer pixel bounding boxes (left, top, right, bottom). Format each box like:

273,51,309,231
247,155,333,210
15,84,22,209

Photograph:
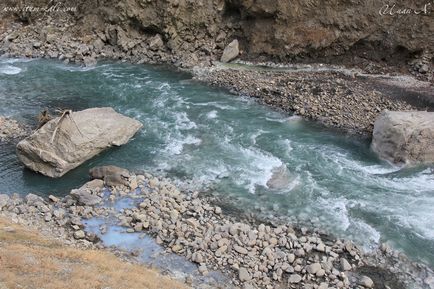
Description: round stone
288,274,302,284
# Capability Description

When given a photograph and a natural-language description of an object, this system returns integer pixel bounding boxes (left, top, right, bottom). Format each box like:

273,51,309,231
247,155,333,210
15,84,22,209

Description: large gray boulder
371,111,434,164
220,39,239,63
17,107,142,177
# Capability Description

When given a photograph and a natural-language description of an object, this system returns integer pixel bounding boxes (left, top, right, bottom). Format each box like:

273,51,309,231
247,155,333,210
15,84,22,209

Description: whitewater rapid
0,58,433,266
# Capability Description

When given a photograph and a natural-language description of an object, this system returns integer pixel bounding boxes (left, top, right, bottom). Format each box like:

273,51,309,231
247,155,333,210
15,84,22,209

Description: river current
1,58,433,267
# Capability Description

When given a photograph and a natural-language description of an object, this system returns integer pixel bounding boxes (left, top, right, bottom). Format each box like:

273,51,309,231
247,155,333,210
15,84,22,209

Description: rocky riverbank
194,67,422,135
0,116,30,142
1,167,433,289
2,23,432,136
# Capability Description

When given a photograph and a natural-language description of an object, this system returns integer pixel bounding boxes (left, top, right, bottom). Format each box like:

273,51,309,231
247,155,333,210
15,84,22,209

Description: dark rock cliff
1,0,433,67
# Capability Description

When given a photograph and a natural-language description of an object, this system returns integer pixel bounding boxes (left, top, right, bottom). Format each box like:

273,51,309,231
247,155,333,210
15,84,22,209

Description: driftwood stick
50,110,69,143
50,110,85,144
67,114,85,138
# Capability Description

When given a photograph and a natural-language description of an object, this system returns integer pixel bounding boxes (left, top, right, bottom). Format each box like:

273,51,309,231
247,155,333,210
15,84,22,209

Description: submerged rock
266,165,291,190
371,111,434,165
16,107,142,178
220,39,239,63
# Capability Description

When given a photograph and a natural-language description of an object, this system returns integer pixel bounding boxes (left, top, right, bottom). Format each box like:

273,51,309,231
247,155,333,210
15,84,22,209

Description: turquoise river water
0,58,433,267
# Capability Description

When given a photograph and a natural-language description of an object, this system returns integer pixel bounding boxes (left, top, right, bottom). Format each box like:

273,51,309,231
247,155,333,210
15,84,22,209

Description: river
1,58,433,267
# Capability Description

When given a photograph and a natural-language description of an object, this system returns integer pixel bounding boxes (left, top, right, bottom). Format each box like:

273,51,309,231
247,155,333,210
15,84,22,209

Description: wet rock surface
1,169,433,288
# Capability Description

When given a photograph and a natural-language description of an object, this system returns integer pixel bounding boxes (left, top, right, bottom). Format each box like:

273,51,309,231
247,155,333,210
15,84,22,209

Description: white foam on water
315,145,403,183
195,163,230,188
317,197,351,231
287,115,303,121
265,117,287,123
332,152,401,176
223,144,284,194
0,58,34,64
348,219,381,249
0,65,22,75
174,112,197,130
57,63,104,72
359,164,401,175
186,101,238,110
312,145,434,243
164,135,202,155
250,129,267,145
265,115,302,123
279,139,293,158
387,194,434,240
206,110,218,119
158,82,171,91
151,82,187,109
378,169,434,192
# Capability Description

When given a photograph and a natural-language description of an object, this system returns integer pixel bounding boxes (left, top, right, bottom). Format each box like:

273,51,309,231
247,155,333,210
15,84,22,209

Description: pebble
48,195,59,202
234,245,248,255
340,258,352,271
73,230,85,239
198,264,208,275
306,263,321,274
316,269,326,277
358,276,374,288
239,267,251,282
288,274,302,284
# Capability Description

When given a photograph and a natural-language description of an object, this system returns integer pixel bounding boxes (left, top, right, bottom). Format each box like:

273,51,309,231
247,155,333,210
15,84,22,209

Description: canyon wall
1,0,433,65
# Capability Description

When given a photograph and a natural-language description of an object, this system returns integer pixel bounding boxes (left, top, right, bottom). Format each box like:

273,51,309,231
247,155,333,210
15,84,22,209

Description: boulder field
1,168,433,289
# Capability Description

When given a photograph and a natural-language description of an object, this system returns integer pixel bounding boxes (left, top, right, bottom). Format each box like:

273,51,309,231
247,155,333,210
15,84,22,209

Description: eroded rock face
226,0,434,58
1,0,432,66
371,111,434,165
16,107,142,178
